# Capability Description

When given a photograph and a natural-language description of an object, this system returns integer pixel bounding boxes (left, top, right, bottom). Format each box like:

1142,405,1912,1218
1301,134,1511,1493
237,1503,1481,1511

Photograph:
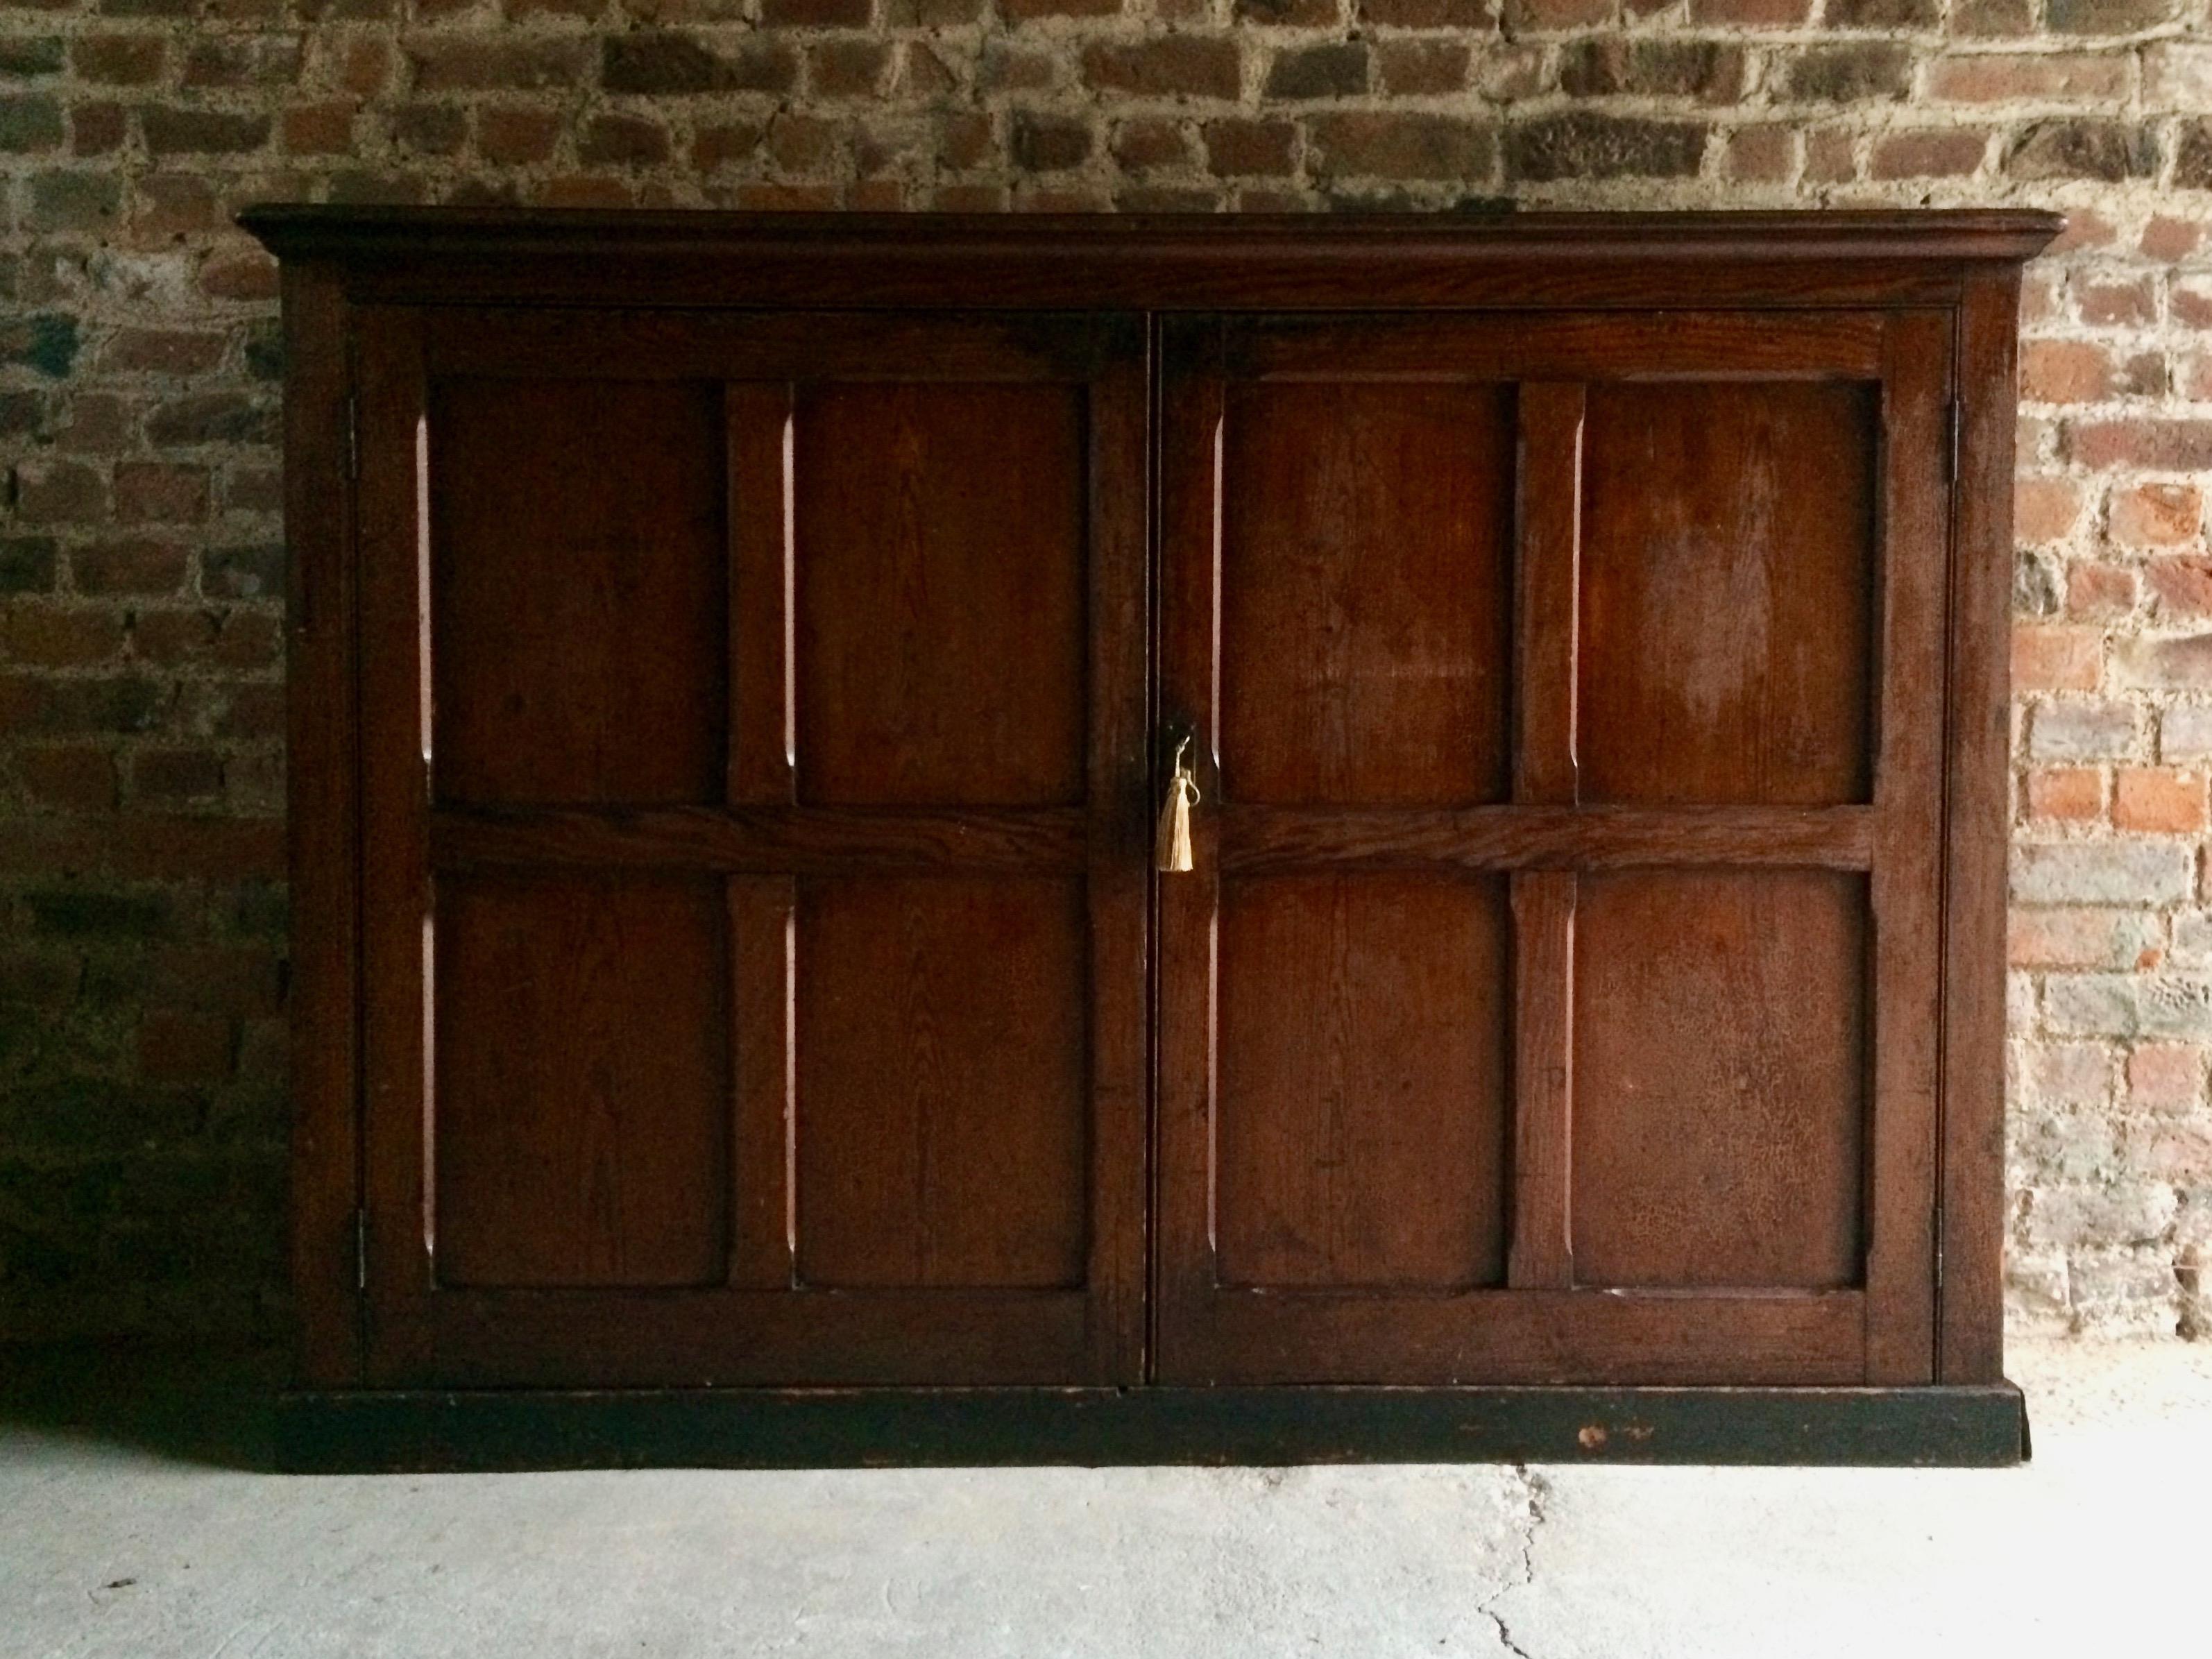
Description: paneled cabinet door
352,308,1148,1387
1155,312,1952,1387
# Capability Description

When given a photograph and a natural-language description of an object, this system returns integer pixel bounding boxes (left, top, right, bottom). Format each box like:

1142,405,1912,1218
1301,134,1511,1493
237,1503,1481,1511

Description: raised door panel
794,384,1087,808
1578,382,1878,806
431,378,726,806
1218,382,1513,808
434,874,729,1289
1571,871,1869,1291
1215,874,1510,1291
356,308,1146,1388
794,876,1089,1290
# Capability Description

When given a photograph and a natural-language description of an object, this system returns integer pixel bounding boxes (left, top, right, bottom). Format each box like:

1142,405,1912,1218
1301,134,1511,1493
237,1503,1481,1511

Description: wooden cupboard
241,207,2058,1468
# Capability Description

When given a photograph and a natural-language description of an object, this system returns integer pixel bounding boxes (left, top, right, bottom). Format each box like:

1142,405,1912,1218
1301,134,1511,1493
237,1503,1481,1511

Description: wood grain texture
1218,803,1873,874
1229,312,1887,383
271,218,2050,1415
727,876,794,1290
1080,332,1151,1381
726,381,793,808
281,259,362,1388
429,377,726,806
1214,875,1511,1291
434,875,729,1288
794,877,1089,1290
354,305,435,1388
1864,312,1951,1385
432,804,1088,875
240,207,2063,315
1166,1287,1870,1388
1579,380,1878,806
1572,871,1869,1291
1218,380,1513,806
1941,268,2023,1386
1515,382,1583,807
794,381,1086,808
1508,871,1576,1290
425,307,1120,384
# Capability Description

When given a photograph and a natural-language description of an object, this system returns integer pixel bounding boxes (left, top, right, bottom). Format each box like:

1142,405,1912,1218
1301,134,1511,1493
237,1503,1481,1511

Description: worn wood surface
264,213,2050,1424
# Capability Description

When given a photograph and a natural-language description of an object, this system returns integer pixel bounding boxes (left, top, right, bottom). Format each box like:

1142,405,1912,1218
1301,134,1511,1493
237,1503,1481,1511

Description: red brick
1081,37,1241,100
2076,275,2156,327
2114,767,2207,833
15,745,118,811
2,602,128,667
477,105,561,166
133,746,225,802
1359,0,1491,20
113,462,210,525
2024,767,2102,822
71,101,127,156
810,40,892,98
1111,117,1191,173
2013,625,2102,692
70,33,164,86
2068,420,2212,473
2148,558,2212,616
406,37,592,92
73,539,188,596
1204,117,1295,178
2112,484,2203,548
99,329,226,376
1870,129,1988,180
2021,339,2115,405
763,0,871,19
1310,111,1493,180
2127,1043,2204,1113
1926,53,2131,103
2066,561,2138,618
2015,477,2083,543
1689,0,1809,17
1375,40,1469,96
1724,126,1792,182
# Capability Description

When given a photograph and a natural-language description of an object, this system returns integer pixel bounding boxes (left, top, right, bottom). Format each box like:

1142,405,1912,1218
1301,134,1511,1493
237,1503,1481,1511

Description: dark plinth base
278,1383,2029,1473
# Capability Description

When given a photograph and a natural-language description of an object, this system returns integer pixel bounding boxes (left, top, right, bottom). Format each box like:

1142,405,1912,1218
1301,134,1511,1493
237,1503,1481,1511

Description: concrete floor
2,1341,2206,1659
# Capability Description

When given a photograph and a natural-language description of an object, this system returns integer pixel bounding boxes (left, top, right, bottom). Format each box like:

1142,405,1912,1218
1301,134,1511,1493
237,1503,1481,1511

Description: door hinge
346,387,360,483
1933,1206,1946,1291
355,1209,368,1292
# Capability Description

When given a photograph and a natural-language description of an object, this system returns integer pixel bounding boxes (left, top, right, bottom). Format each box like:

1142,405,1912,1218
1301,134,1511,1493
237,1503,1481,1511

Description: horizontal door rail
432,804,1091,875
1219,804,1875,874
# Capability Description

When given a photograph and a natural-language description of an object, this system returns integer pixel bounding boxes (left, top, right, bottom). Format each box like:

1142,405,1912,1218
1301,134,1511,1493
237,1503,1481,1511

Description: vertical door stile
726,381,798,1291
1084,321,1152,1384
1506,383,1583,1292
1864,315,1951,1384
357,308,435,1385
1154,323,1228,1372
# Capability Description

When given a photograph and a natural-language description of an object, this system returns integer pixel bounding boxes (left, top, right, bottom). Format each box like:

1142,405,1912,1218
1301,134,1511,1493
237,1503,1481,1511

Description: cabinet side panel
284,261,363,1387
1942,269,2022,1384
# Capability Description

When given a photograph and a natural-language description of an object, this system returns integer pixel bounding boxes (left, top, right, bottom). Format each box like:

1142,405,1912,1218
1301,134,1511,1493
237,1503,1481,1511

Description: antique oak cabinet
242,207,2059,1469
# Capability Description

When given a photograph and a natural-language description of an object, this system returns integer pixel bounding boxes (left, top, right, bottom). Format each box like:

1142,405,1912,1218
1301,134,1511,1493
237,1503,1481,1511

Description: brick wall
2,0,2208,1347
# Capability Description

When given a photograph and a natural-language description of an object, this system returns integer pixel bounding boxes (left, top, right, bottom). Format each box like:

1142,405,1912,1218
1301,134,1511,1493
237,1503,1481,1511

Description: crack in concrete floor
1477,1464,1547,1659
1,1340,2206,1659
